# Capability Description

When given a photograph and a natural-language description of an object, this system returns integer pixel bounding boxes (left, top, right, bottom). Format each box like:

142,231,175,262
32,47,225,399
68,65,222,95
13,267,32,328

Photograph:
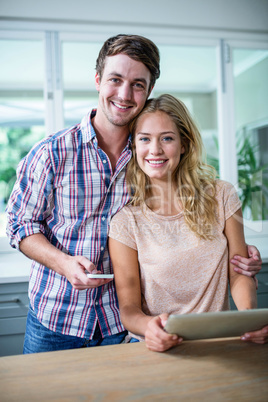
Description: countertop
0,251,31,283
0,338,267,401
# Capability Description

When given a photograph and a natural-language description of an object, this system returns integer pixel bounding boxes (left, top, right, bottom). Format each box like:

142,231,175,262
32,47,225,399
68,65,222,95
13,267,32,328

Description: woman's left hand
241,325,268,344
145,313,183,352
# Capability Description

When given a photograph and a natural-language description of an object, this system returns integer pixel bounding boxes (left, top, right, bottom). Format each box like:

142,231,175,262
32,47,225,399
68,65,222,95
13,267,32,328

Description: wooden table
0,338,267,401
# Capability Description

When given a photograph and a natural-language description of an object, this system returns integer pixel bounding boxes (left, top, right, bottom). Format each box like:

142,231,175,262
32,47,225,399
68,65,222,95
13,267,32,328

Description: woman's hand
145,313,183,352
241,325,268,344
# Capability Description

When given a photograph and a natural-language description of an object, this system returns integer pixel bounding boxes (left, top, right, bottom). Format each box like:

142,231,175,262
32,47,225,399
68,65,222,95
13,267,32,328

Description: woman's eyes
138,136,174,142
139,137,150,142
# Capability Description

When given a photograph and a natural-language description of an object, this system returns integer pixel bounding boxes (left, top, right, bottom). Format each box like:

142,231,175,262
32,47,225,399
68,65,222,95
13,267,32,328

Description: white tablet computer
164,308,268,340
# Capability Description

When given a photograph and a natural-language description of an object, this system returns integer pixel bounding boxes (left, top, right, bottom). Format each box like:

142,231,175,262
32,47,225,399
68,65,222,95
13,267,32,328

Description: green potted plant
207,134,268,221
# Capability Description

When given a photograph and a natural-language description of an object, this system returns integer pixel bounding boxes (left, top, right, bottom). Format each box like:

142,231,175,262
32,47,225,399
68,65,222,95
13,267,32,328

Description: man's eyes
133,82,146,90
109,78,145,90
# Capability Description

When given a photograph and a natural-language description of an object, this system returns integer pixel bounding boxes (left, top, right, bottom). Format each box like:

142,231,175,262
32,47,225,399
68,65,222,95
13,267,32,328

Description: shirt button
102,217,106,221
100,246,104,251
103,160,107,164
95,301,99,306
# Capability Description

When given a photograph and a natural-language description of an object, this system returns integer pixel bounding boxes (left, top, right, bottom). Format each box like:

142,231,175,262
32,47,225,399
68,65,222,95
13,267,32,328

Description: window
233,48,268,222
62,41,102,126
0,38,45,238
0,27,267,258
154,44,218,167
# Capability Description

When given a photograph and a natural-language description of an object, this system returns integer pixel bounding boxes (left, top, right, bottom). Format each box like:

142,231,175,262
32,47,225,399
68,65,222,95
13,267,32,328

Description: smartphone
86,273,114,279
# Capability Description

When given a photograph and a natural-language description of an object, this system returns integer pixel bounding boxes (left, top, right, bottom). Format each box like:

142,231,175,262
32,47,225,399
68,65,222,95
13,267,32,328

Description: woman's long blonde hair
127,94,218,240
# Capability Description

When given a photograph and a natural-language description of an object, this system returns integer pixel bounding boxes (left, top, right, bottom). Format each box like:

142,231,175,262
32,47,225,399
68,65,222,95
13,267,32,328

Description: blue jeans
129,337,139,343
23,306,128,354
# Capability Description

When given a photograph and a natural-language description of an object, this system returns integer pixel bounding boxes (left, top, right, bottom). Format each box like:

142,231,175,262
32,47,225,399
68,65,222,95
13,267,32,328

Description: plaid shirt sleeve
6,136,54,250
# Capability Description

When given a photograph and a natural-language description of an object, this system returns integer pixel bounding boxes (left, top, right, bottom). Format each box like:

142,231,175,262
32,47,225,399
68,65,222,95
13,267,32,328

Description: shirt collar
80,108,132,148
81,109,97,144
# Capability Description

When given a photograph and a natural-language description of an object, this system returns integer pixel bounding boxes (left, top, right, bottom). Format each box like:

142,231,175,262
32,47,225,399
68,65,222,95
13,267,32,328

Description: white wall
1,0,268,33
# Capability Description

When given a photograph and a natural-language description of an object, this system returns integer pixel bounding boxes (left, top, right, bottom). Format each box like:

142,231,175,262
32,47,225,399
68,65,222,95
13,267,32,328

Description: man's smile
111,101,133,110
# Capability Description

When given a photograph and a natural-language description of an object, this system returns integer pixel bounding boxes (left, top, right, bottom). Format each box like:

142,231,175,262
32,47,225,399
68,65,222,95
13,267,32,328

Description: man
6,34,263,353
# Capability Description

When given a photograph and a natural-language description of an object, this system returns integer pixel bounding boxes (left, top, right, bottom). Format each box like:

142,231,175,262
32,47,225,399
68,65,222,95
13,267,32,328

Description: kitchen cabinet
0,249,30,356
0,282,28,356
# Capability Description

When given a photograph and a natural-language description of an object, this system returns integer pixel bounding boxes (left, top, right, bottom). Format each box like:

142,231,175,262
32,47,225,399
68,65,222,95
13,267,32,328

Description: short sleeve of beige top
109,180,241,318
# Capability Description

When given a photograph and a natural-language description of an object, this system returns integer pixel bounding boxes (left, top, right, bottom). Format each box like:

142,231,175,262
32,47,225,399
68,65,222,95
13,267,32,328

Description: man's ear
95,73,101,91
147,85,154,99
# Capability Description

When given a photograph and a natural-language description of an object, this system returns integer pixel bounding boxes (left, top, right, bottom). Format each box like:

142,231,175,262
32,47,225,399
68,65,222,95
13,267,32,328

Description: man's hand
145,314,183,352
19,234,112,291
241,325,268,344
64,255,113,290
231,244,262,277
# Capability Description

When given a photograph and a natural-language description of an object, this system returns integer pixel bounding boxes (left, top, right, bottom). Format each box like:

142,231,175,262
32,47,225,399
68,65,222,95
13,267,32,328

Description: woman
109,94,267,352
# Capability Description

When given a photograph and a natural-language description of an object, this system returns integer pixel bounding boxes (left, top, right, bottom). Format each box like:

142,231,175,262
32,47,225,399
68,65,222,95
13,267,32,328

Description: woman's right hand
145,313,183,352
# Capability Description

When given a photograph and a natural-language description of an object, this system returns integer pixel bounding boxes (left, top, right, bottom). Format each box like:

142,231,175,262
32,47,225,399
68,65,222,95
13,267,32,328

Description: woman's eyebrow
136,131,176,135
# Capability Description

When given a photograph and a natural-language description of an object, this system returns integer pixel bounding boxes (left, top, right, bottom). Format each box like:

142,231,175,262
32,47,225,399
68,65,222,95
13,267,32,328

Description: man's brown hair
96,34,160,92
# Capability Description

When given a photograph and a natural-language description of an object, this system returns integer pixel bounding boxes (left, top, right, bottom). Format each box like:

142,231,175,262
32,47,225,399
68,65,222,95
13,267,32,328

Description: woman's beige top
109,180,241,318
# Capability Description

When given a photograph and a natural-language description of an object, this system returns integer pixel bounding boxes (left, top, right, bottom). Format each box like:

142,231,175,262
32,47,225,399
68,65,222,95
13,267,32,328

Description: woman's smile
145,159,168,167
